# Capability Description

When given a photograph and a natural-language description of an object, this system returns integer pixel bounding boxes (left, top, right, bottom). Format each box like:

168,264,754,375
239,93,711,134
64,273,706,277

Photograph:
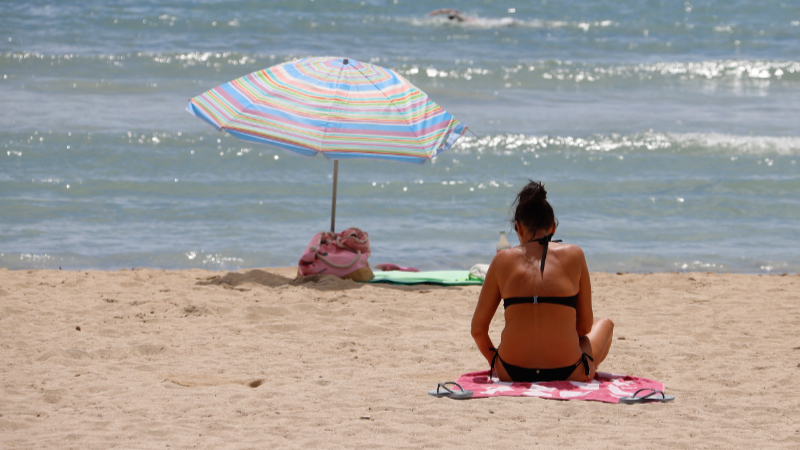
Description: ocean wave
397,13,800,37
4,52,798,88
403,15,520,29
397,59,800,87
453,131,800,156
5,129,798,158
401,15,626,31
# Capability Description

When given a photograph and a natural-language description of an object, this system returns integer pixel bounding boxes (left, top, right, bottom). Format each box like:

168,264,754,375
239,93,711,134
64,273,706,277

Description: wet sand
1,268,798,448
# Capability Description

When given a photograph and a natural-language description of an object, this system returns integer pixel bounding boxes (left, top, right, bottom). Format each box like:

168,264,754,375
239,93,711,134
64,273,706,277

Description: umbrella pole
330,160,338,232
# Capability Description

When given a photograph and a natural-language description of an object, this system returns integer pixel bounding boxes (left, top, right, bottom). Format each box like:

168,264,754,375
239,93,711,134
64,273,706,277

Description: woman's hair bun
528,182,547,203
511,180,556,233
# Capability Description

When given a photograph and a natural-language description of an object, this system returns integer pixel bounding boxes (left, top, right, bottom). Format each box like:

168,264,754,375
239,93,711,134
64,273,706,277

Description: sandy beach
1,268,798,448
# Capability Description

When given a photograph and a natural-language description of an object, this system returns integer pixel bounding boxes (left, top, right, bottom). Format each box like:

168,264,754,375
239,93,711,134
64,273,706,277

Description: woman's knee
594,318,614,333
594,318,614,349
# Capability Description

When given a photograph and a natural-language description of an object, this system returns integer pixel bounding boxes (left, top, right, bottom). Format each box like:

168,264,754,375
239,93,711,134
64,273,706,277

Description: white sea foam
454,132,800,156
396,59,800,85
5,51,798,87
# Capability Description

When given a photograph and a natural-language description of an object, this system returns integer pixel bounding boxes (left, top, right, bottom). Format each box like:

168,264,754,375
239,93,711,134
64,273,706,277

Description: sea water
1,0,799,273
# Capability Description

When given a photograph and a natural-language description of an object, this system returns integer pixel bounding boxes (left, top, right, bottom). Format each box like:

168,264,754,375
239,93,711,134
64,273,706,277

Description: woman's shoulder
489,246,532,276
551,242,586,263
491,246,521,266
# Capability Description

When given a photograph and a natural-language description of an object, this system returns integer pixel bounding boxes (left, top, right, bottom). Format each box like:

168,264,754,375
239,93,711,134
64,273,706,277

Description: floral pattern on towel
455,371,665,403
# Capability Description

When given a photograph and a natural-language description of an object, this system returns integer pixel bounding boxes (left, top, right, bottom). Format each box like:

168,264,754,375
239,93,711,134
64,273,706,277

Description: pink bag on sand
297,228,373,281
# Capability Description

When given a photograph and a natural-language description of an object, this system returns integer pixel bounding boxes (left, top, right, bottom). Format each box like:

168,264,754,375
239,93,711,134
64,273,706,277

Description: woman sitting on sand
471,181,614,382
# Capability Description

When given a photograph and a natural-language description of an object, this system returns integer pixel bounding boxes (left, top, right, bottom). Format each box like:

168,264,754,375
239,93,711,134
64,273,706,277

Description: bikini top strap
529,233,562,272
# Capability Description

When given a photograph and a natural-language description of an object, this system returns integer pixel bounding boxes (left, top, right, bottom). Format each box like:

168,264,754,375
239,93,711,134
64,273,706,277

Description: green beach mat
365,270,483,286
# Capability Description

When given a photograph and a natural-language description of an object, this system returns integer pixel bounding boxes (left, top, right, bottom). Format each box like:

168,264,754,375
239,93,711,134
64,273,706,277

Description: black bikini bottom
490,348,593,383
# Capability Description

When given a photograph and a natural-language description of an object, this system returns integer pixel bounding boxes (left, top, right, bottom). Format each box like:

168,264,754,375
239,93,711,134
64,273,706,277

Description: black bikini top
502,232,574,309
503,295,577,309
529,232,562,272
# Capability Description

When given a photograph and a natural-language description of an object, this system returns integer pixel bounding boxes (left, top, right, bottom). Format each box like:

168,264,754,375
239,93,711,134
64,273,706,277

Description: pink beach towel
455,370,665,404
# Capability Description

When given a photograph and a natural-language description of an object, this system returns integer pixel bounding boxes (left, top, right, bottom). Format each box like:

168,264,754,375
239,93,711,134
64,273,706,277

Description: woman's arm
574,247,594,337
471,254,504,363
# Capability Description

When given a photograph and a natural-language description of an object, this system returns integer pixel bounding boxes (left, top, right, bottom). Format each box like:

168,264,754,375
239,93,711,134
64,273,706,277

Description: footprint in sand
134,344,166,356
183,305,209,316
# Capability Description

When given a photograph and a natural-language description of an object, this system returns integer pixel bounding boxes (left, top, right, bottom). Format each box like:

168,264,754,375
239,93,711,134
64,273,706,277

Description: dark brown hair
511,180,557,234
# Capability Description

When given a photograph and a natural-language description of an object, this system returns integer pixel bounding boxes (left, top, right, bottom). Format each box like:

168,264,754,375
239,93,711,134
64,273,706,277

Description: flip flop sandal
619,388,675,404
428,382,473,400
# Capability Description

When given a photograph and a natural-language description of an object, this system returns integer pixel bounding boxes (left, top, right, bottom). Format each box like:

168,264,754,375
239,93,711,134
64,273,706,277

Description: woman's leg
586,318,614,365
570,318,614,381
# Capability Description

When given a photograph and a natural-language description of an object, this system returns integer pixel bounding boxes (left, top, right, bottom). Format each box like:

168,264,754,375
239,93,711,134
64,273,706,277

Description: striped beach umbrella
187,56,466,231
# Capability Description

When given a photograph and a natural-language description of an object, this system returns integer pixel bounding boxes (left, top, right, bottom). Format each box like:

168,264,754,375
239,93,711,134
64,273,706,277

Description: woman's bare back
494,243,588,371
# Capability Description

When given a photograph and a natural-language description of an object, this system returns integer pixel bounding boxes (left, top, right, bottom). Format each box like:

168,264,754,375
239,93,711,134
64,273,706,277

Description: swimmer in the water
429,9,473,22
